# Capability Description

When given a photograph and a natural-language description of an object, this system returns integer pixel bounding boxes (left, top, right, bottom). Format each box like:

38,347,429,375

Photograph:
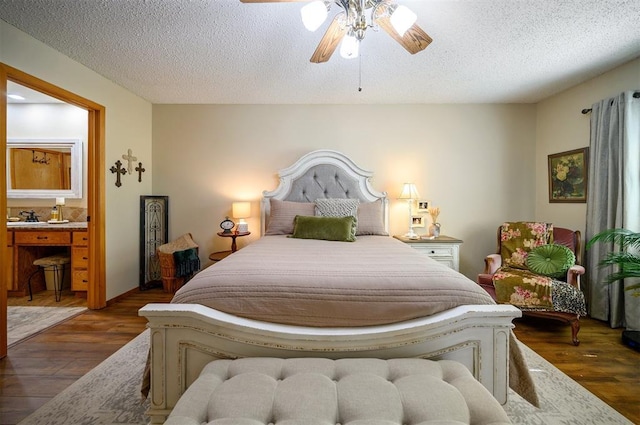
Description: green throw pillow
290,215,356,242
526,244,576,278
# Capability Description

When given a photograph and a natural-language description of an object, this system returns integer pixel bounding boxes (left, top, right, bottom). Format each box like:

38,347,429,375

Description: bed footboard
139,303,521,424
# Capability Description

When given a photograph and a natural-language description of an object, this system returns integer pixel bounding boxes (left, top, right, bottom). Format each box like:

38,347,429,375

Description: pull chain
358,53,362,92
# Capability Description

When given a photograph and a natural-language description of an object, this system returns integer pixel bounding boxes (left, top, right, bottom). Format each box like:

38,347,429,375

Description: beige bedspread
166,235,538,405
172,235,496,327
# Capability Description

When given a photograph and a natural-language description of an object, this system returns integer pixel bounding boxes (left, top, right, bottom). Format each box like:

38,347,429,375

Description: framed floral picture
548,148,589,203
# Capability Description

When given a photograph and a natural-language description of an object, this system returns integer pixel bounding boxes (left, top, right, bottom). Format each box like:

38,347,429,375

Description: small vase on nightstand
429,222,441,238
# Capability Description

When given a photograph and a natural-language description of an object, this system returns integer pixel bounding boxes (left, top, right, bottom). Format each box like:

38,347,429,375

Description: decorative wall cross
110,160,127,187
135,162,146,182
122,149,138,174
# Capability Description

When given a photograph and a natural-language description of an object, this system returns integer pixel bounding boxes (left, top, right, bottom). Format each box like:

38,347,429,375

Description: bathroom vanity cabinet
71,231,89,291
6,223,88,297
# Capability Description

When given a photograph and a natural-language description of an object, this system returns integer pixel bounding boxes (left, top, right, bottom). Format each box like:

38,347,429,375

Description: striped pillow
356,200,388,236
265,199,315,235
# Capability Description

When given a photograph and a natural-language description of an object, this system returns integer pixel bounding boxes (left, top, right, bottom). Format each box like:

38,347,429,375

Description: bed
139,150,530,424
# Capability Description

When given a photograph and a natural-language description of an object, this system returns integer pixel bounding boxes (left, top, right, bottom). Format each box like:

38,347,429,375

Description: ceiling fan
240,0,432,63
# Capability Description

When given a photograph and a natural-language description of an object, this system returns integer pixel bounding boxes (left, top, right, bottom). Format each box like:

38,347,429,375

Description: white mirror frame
7,138,83,199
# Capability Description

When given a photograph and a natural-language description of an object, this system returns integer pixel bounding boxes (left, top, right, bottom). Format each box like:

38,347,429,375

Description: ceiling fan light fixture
243,0,431,64
340,33,360,59
390,4,417,36
301,0,329,32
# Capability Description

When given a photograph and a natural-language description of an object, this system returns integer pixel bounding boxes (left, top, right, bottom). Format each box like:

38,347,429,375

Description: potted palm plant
586,228,640,350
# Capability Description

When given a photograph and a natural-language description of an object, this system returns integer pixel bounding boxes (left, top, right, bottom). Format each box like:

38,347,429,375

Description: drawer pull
82,257,88,260
37,236,48,240
430,250,435,254
83,279,88,283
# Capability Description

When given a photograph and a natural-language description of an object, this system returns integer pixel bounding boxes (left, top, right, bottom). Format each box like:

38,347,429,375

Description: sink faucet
19,210,40,222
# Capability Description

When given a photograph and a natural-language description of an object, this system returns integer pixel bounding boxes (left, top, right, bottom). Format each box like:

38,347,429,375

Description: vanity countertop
7,221,88,230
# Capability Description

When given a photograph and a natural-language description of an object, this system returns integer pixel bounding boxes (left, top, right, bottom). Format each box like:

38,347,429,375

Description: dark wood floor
0,288,172,425
1,289,638,424
512,315,640,423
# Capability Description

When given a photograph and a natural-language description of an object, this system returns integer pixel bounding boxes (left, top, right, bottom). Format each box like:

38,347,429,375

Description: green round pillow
526,244,576,278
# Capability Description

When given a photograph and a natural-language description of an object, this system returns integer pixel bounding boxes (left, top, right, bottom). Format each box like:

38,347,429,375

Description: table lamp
398,183,419,239
56,197,65,222
232,201,251,233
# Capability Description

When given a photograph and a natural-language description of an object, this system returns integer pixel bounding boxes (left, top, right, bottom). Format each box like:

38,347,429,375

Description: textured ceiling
1,0,639,104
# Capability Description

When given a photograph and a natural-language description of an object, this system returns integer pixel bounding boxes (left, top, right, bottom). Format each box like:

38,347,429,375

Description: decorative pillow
315,198,360,218
290,215,357,242
499,222,553,269
265,199,315,235
356,200,388,236
526,244,576,278
315,198,359,239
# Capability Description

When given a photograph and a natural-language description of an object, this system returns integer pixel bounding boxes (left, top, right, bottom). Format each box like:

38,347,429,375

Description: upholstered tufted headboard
261,150,388,235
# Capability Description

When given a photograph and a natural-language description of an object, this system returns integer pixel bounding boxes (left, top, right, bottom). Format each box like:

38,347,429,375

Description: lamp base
404,229,420,240
237,222,248,233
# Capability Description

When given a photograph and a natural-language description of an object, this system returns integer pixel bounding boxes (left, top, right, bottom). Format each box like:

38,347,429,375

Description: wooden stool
28,254,71,302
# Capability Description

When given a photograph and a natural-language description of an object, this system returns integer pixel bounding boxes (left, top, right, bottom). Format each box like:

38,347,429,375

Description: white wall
1,21,153,299
535,58,640,234
152,104,537,279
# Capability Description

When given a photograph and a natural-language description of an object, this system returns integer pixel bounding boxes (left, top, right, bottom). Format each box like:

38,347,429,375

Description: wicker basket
157,233,199,293
158,251,184,293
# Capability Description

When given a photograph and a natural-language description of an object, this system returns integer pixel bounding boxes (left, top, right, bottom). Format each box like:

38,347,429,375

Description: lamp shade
390,5,417,37
301,0,328,32
232,202,251,219
340,34,359,59
398,183,420,200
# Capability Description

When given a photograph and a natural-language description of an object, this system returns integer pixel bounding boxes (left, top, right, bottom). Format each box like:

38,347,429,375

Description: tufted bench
163,358,512,425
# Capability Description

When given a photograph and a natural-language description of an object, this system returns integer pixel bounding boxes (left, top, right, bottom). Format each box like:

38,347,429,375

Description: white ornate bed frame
139,150,521,424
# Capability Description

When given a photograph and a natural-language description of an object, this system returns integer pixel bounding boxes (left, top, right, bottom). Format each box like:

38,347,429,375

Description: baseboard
106,287,141,307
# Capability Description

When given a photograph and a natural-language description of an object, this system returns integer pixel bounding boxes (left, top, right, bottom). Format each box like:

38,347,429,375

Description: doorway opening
1,63,106,359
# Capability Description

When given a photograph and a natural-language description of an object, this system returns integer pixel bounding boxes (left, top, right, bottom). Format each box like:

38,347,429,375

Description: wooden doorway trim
0,63,106,358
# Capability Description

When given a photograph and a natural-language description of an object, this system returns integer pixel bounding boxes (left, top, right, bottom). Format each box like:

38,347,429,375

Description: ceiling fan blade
310,13,347,63
376,16,432,55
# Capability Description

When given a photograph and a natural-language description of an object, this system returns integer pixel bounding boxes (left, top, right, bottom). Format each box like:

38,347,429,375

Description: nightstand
209,250,232,264
217,231,250,252
393,235,463,271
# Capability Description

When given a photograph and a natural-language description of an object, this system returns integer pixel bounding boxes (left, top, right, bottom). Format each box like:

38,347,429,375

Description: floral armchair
477,222,586,345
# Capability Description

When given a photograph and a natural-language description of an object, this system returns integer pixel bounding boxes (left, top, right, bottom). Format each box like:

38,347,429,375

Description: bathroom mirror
7,138,83,199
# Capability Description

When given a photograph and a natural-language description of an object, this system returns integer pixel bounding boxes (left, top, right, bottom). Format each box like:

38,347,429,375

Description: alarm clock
220,217,235,234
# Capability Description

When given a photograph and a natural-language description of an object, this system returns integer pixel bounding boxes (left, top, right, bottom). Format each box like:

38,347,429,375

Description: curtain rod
582,91,640,114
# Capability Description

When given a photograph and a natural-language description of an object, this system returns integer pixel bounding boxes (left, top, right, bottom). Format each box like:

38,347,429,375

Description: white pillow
314,198,359,217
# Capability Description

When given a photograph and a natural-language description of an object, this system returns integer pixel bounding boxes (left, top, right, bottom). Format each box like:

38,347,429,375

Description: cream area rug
7,306,87,347
17,330,633,425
